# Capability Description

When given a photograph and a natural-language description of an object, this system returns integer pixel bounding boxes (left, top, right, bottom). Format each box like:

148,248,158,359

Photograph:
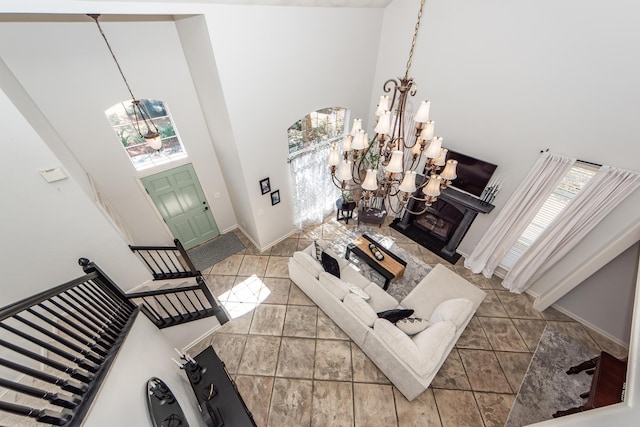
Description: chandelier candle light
329,0,457,215
89,14,163,150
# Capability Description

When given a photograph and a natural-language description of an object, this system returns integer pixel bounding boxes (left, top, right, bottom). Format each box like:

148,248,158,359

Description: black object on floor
390,218,461,264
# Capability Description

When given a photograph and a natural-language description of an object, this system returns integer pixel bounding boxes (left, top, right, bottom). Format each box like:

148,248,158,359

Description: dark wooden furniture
553,351,627,418
357,197,387,227
184,346,257,426
345,234,406,290
336,199,356,224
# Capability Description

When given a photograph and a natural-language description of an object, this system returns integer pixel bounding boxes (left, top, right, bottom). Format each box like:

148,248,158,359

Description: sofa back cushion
293,251,325,278
429,298,474,329
344,293,377,327
318,272,350,301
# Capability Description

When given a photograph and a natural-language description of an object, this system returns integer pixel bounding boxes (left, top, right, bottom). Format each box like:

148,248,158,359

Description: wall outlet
257,209,264,216
214,192,221,199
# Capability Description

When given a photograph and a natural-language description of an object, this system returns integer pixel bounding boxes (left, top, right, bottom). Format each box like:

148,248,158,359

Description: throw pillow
377,308,414,323
396,317,430,336
346,282,370,301
313,240,323,261
321,251,341,278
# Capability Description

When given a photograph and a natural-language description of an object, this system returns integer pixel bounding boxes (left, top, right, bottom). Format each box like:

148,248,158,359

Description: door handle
204,207,209,211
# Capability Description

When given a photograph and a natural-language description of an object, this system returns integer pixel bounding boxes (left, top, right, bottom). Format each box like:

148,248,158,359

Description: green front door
141,163,219,250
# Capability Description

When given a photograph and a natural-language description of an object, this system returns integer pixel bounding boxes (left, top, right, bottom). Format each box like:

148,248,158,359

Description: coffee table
345,234,407,290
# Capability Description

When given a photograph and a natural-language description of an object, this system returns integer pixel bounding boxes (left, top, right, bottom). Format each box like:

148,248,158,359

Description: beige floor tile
237,335,281,376
433,389,484,427
204,274,236,299
539,305,574,322
431,348,471,390
456,317,492,350
297,238,313,251
495,351,533,393
249,304,286,336
317,309,349,340
314,339,352,381
351,342,390,384
260,277,291,305
235,375,274,427
311,380,354,427
453,265,491,289
238,255,269,276
394,388,442,427
458,349,511,393
283,305,318,338
264,256,290,278
216,309,254,334
288,283,315,306
584,328,629,360
353,383,397,427
495,290,544,319
275,337,316,379
209,254,244,275
511,318,548,352
478,317,529,352
475,290,509,318
267,378,313,427
474,392,515,427
210,333,247,374
270,238,299,257
186,334,214,357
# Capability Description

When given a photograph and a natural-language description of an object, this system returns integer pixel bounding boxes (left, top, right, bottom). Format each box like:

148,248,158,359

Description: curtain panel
503,165,640,293
289,144,339,230
464,152,576,278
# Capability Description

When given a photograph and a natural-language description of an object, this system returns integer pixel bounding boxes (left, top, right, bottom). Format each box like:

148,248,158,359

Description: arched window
105,99,187,171
288,107,347,229
287,107,347,156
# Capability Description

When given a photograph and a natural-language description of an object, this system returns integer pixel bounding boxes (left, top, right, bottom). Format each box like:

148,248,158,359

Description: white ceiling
87,0,393,7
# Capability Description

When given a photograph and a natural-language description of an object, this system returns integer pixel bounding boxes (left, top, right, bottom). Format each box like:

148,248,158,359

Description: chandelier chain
405,0,426,80
89,14,137,101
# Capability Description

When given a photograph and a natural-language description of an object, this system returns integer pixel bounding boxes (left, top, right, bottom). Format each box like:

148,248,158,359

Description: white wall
204,4,383,248
0,86,149,306
0,15,236,247
555,242,639,345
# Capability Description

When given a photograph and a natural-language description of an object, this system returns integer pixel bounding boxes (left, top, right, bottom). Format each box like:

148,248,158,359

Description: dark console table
184,346,257,426
553,351,627,418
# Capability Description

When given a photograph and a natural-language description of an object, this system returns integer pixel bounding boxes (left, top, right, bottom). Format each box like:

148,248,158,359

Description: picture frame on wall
260,178,271,195
271,190,280,206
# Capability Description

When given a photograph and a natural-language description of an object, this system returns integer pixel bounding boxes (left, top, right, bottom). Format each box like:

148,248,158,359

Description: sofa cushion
412,320,456,377
429,298,474,328
377,308,414,323
340,266,372,289
318,272,349,300
343,293,377,327
321,251,341,278
373,318,423,374
293,251,324,278
364,282,400,312
346,282,370,301
396,317,430,336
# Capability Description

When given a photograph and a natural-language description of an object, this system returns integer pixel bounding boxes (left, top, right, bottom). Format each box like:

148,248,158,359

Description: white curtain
289,144,340,230
503,165,640,293
464,152,576,277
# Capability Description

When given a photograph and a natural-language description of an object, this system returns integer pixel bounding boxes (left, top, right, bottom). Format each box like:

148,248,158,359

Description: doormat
187,232,245,272
504,326,599,427
327,225,432,301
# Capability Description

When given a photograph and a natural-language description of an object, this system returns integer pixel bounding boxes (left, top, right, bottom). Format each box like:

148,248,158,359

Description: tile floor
187,215,628,427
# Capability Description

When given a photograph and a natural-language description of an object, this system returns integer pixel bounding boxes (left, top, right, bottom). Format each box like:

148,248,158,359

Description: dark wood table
553,351,627,418
345,234,406,290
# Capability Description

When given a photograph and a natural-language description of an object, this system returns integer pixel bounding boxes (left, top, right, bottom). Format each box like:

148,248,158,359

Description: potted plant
338,190,357,210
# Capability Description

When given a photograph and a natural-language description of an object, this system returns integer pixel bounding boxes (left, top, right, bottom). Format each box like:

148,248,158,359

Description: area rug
327,225,432,301
504,326,600,427
187,232,245,272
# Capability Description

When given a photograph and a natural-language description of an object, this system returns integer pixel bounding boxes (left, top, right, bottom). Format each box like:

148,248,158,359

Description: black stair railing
124,239,228,328
0,261,140,426
128,239,198,280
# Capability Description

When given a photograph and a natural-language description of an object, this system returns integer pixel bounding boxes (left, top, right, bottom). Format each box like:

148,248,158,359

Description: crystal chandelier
89,14,162,150
328,0,457,215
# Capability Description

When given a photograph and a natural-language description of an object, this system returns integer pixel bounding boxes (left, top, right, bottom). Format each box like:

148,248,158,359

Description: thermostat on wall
39,167,68,183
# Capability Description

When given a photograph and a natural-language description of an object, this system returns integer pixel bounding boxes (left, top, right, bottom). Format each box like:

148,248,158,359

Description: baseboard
260,228,298,252
182,323,221,353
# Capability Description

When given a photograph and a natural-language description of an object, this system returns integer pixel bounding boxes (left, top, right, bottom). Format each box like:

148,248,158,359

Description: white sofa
288,241,486,401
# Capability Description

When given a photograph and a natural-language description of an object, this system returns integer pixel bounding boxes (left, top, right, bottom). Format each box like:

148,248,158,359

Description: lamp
89,14,162,150
329,0,456,215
